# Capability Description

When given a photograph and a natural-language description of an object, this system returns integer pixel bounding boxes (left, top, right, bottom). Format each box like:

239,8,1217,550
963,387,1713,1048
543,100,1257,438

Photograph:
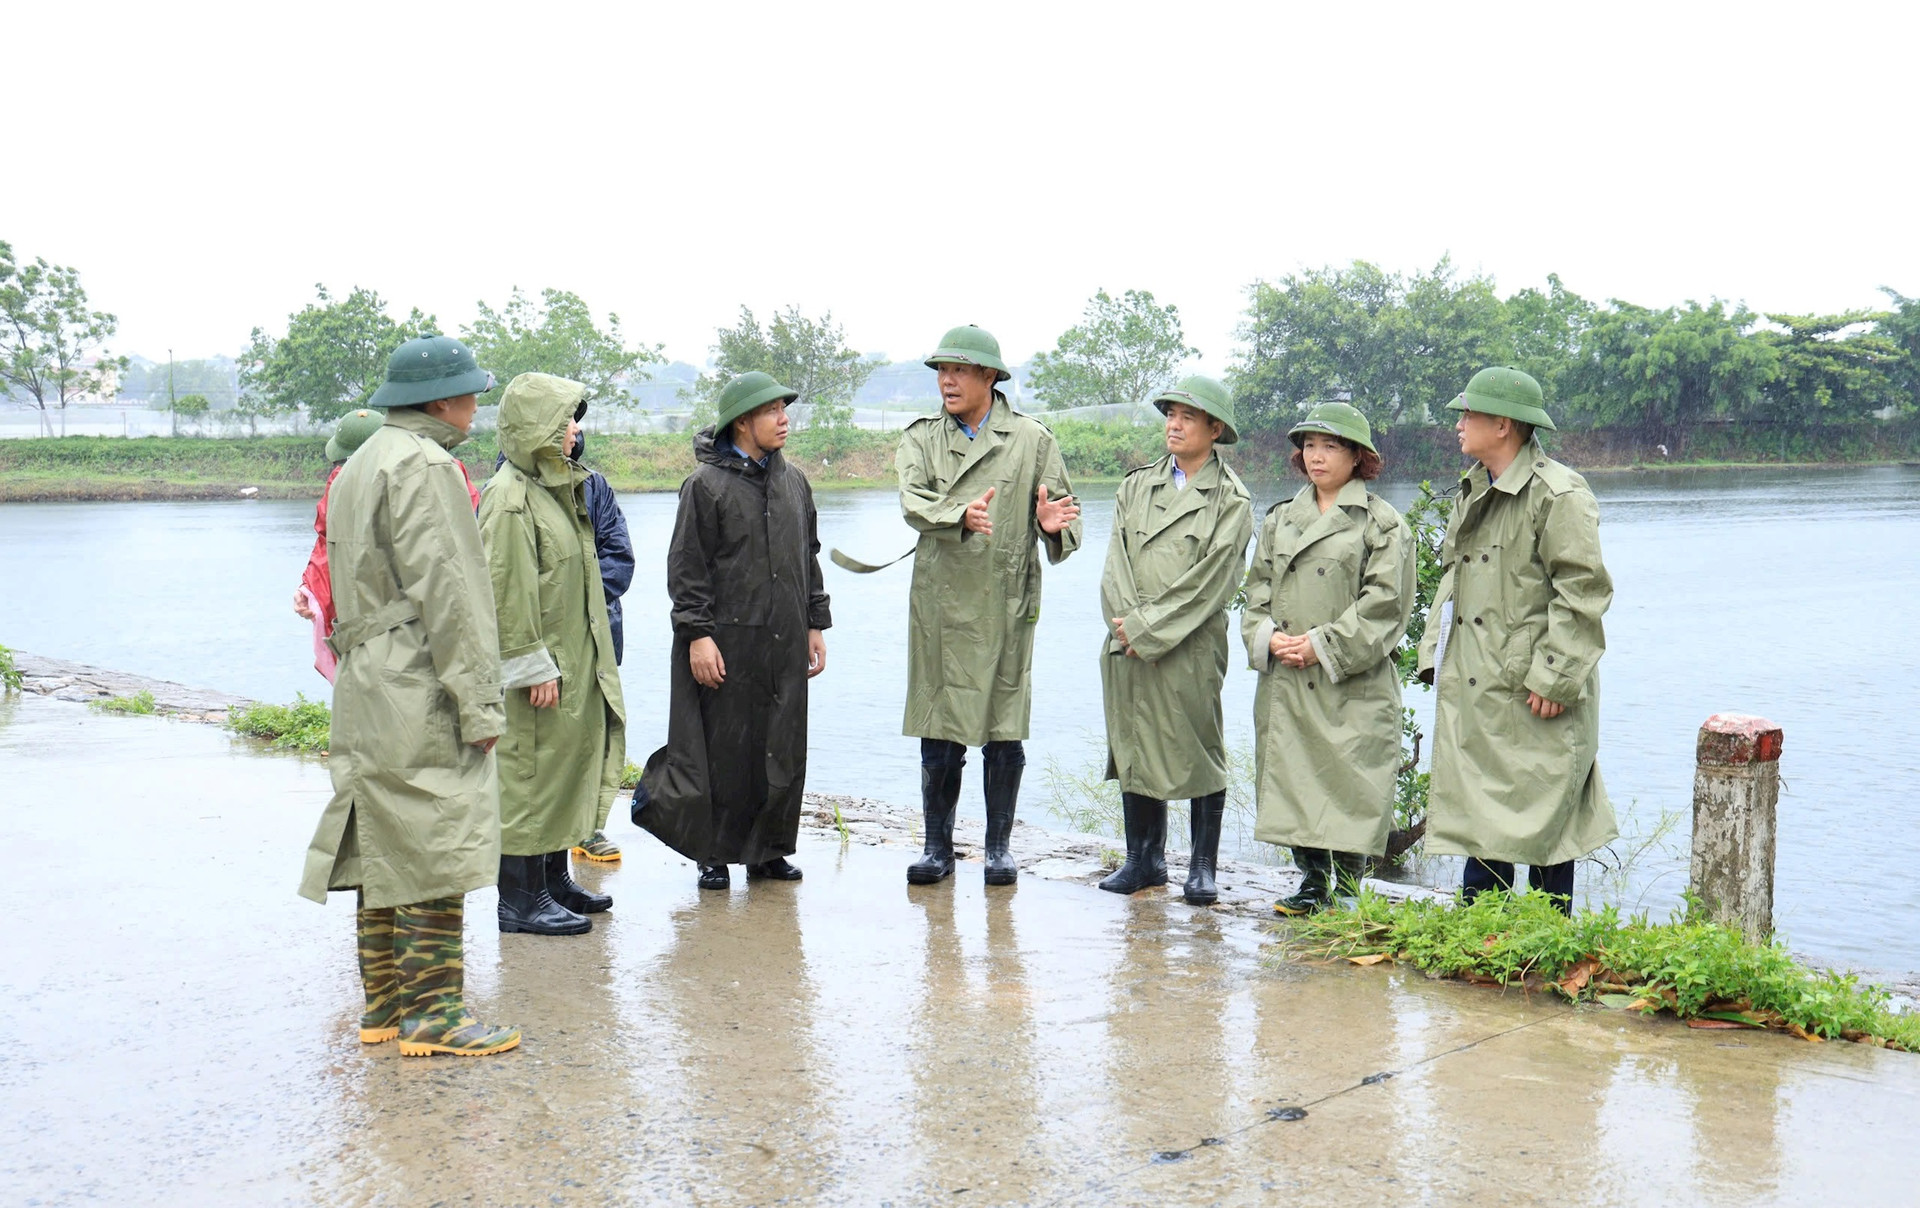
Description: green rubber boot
355,894,401,1043
1333,851,1370,900
395,896,521,1058
1274,848,1334,917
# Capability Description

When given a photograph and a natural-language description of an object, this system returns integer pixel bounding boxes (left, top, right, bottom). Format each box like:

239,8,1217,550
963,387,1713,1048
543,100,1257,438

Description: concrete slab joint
1690,712,1782,942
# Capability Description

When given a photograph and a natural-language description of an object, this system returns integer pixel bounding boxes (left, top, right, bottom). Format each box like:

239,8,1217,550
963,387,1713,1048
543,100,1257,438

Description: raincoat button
1480,553,1489,562
1473,616,1482,625
1546,655,1555,665
1468,677,1477,686
1316,567,1325,576
1279,620,1289,631
1307,681,1315,690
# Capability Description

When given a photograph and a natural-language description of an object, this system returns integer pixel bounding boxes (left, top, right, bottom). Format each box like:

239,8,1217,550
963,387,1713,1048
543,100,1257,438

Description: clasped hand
1268,629,1320,669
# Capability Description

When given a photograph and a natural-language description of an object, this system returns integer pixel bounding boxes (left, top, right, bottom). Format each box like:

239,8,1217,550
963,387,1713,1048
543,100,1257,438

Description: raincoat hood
693,425,781,476
498,372,588,484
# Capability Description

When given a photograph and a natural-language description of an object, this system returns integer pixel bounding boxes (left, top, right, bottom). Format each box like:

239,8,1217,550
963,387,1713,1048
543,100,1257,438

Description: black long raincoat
638,428,832,865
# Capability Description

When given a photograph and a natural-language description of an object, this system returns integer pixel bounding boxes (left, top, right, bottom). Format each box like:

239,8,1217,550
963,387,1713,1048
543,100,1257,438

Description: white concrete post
1689,713,1783,942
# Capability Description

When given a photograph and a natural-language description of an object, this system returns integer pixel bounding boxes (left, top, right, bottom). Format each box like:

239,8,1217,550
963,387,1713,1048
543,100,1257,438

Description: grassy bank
5,418,1918,502
1282,890,1920,1052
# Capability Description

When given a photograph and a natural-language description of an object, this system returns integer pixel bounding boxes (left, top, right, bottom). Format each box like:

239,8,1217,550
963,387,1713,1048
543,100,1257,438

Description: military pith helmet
368,335,496,408
1151,375,1239,445
715,371,799,431
923,325,1011,382
325,408,385,463
1289,401,1377,454
1446,366,1556,431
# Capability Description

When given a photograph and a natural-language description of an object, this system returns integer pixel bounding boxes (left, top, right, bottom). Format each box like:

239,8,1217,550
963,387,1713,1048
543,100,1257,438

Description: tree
0,240,128,436
1559,300,1777,434
1499,273,1594,406
461,287,663,406
1757,310,1900,419
695,305,881,431
1030,288,1197,416
171,392,211,435
1230,259,1511,434
1879,288,1920,413
239,285,437,424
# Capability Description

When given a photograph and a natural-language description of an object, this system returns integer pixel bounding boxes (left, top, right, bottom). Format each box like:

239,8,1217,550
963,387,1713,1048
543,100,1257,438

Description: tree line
6,236,1919,440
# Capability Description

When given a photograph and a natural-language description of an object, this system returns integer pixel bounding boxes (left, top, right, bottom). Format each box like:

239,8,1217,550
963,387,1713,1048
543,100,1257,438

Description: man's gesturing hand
1036,484,1079,535
965,487,995,535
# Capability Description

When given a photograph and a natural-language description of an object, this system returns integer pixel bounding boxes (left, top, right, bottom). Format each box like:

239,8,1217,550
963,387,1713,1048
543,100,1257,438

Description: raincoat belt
326,597,421,659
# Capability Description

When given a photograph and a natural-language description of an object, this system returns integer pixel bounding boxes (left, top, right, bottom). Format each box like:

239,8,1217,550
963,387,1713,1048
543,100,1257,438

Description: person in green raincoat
478,372,628,937
1416,367,1616,913
1243,402,1414,915
298,334,518,1058
1097,375,1252,905
895,325,1083,887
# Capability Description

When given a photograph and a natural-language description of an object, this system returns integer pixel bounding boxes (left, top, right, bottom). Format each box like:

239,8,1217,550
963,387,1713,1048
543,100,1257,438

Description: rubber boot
1332,851,1370,900
1184,791,1226,906
355,894,401,1043
395,895,521,1057
1099,794,1169,895
982,757,1023,886
544,850,611,914
698,864,730,891
747,857,803,881
497,854,591,935
1274,847,1334,916
907,763,963,885
572,830,622,863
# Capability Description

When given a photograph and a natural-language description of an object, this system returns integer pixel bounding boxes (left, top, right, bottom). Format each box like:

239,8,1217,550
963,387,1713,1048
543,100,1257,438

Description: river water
3,466,1917,977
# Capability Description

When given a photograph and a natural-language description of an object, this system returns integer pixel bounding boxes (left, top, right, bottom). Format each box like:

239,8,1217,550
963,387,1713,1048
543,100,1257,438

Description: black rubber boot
497,854,591,935
544,850,611,914
1183,792,1226,906
982,757,1023,886
698,864,730,891
1099,794,1169,895
1274,847,1333,917
747,857,803,881
1332,851,1370,900
907,763,963,885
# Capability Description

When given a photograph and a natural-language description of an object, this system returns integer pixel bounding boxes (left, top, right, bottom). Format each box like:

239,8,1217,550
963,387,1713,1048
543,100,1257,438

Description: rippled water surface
3,464,1917,974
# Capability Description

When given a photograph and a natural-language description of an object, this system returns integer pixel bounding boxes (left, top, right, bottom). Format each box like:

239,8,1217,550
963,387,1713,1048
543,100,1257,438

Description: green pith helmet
325,408,385,463
923,324,1011,382
368,335,496,408
715,371,799,431
1445,366,1556,431
1289,401,1377,454
1150,375,1239,445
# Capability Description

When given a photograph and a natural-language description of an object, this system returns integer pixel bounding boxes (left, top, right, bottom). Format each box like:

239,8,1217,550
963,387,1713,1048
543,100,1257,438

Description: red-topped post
1690,713,1783,941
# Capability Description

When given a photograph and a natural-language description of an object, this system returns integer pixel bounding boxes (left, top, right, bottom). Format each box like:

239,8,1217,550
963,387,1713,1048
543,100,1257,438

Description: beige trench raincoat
1099,452,1253,800
1242,479,1414,856
1417,440,1617,865
896,394,1082,745
299,406,506,909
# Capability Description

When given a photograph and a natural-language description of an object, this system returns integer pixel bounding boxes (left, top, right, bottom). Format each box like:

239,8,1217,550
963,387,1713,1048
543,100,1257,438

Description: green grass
88,690,157,715
1279,889,1920,1052
226,693,332,753
0,642,20,693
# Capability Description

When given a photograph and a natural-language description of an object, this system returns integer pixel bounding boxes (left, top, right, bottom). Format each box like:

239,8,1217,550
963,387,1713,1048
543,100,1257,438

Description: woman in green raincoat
1097,375,1252,905
479,372,627,937
1242,402,1414,916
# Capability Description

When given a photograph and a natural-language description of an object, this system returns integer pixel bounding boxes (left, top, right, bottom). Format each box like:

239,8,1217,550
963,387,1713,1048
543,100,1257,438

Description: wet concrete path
5,694,1920,1206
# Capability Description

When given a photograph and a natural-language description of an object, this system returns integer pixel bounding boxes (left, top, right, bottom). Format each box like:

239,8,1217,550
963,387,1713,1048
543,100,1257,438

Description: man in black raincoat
635,371,832,891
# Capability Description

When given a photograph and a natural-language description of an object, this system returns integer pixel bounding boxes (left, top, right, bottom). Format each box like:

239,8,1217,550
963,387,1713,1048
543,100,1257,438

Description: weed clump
227,694,331,753
89,690,157,715
1280,890,1920,1052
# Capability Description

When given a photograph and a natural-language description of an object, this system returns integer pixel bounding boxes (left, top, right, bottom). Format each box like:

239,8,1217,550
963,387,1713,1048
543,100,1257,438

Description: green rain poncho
478,373,627,857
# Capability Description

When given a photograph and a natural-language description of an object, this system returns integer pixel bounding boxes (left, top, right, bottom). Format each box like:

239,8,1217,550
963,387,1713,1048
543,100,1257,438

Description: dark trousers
920,739,1025,771
1462,858,1575,914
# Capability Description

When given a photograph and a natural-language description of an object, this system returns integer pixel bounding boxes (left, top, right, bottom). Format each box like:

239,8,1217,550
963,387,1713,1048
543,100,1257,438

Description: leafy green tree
1501,273,1595,405
1758,310,1900,419
0,240,128,435
170,392,211,435
1230,258,1511,433
1030,288,1197,415
695,306,881,431
1559,300,1776,432
461,287,663,405
1879,288,1920,413
239,285,437,423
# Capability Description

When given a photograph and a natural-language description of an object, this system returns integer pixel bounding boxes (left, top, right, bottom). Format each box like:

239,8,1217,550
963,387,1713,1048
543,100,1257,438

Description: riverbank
5,419,1917,501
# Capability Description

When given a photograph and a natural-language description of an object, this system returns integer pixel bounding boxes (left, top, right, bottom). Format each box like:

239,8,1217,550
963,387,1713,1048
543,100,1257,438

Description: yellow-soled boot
355,894,401,1043
394,896,521,1058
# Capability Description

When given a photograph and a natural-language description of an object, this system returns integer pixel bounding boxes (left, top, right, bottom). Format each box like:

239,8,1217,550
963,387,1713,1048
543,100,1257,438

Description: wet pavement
6,693,1920,1207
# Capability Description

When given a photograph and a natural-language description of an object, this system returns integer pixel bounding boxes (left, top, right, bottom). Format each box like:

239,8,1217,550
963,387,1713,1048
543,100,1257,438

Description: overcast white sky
8,1,1917,372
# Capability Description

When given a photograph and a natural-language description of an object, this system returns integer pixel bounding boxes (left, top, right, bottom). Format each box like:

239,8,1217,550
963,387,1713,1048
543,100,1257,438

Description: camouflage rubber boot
355,894,401,1043
572,830,622,863
395,896,521,1058
1332,851,1370,900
